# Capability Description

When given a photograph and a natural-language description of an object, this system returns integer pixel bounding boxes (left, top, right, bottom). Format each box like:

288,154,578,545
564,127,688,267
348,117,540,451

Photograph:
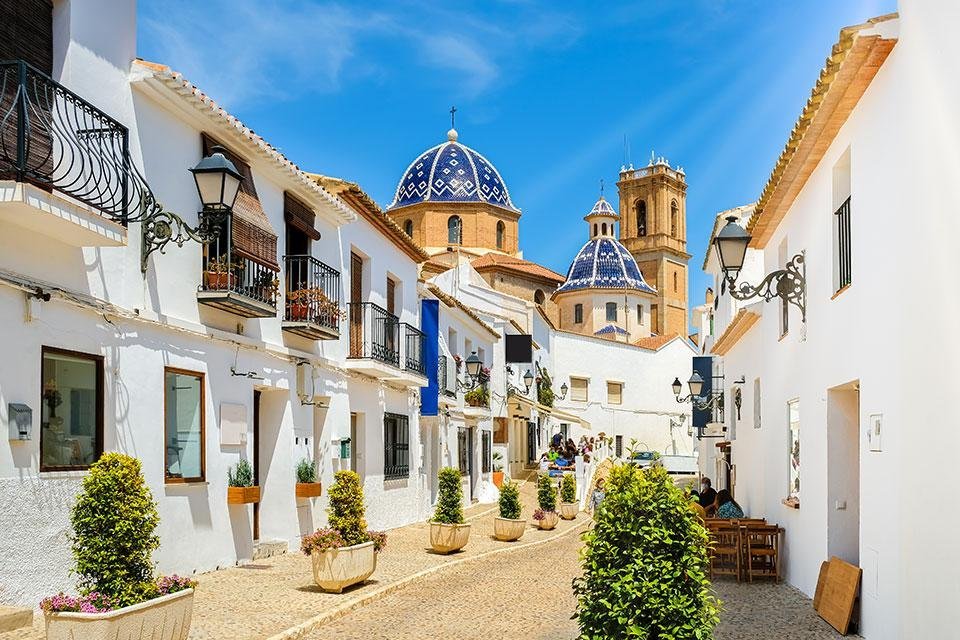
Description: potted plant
429,467,471,553
303,470,386,593
203,255,240,290
41,453,197,640
492,451,505,488
493,480,526,542
534,473,559,530
295,458,322,498
559,473,578,520
226,459,260,505
464,385,489,408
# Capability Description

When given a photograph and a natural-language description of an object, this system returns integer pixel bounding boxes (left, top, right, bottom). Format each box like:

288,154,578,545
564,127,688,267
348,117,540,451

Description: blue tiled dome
387,129,518,212
557,236,656,294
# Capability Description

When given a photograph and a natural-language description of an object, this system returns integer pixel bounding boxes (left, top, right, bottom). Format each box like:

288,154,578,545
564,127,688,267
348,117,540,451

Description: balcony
346,302,426,387
198,250,278,318
0,60,130,246
282,254,341,340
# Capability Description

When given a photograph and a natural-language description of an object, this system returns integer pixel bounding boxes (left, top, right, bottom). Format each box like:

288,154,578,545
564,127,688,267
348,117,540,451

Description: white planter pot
560,502,579,520
311,541,377,593
537,511,560,530
493,517,527,542
44,588,194,640
430,522,471,554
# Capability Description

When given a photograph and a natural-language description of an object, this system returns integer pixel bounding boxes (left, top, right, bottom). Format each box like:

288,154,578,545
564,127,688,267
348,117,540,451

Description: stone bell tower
617,156,691,338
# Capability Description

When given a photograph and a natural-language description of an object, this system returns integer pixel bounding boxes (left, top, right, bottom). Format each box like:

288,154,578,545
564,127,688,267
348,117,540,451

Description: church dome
387,128,519,212
556,236,656,294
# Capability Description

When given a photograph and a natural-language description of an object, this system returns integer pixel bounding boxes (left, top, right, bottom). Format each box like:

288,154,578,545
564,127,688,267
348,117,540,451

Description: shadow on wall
163,482,212,530
229,504,254,562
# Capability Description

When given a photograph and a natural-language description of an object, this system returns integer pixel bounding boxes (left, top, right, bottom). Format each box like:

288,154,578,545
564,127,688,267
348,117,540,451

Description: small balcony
346,302,426,387
0,60,130,247
198,249,278,318
282,255,341,340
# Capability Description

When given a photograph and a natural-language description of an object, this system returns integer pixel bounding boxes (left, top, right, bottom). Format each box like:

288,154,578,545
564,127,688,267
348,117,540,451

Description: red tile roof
470,253,565,284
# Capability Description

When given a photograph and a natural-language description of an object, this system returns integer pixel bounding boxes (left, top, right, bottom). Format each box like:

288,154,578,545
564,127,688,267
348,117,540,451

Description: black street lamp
190,145,243,212
464,351,483,381
523,369,534,393
672,372,720,411
714,216,806,321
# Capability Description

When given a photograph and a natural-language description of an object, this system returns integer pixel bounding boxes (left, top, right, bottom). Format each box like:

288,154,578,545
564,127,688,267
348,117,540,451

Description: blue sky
138,0,895,325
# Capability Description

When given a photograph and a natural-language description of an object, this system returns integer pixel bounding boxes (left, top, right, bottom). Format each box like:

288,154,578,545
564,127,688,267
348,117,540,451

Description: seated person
714,489,745,519
687,490,706,521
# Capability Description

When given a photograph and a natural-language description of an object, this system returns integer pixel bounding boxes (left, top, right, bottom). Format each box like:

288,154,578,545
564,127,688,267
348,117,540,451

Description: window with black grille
383,413,409,479
481,431,492,473
834,196,852,292
457,427,469,476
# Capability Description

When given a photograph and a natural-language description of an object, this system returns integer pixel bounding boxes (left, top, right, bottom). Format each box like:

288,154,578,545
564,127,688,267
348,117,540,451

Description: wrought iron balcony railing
403,323,425,375
348,302,400,367
0,59,145,222
284,254,341,335
198,223,278,317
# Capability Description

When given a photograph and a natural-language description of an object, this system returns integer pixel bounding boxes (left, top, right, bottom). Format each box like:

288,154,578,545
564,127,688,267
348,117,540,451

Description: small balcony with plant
197,218,279,318
345,301,426,387
282,254,342,340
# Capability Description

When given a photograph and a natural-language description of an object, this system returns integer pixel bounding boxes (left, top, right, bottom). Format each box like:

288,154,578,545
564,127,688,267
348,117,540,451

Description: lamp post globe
523,369,534,392
190,145,243,212
687,372,705,398
713,216,751,277
560,382,568,398
671,377,683,396
465,351,482,380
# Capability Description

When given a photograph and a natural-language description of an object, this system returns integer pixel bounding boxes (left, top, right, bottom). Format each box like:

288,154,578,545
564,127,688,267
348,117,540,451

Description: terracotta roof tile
633,333,680,351
470,253,565,284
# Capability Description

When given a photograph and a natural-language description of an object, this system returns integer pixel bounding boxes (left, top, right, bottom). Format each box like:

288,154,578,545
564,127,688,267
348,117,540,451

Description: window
833,148,852,293
636,200,647,236
41,347,103,471
447,215,462,244
593,223,598,238
787,399,800,504
574,303,583,324
605,302,617,322
753,378,762,429
164,368,205,482
384,413,409,479
481,430,492,473
615,435,623,458
601,222,607,236
458,427,469,475
607,382,622,405
651,304,659,334
636,304,643,324
534,289,545,305
673,271,678,292
404,219,413,237
559,423,569,441
670,200,679,237
570,377,589,402
496,221,505,250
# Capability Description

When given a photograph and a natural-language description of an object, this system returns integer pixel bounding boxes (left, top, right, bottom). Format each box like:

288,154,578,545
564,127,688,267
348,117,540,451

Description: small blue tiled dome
586,196,618,218
387,129,518,212
556,236,656,294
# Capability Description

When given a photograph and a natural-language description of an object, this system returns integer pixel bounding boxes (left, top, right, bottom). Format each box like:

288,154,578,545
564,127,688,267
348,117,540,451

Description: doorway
526,421,538,465
827,381,860,566
253,389,261,541
467,426,476,502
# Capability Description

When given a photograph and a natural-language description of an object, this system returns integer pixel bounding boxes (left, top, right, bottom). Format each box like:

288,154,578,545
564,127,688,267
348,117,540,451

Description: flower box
429,522,471,554
295,482,322,499
537,511,559,530
493,517,526,542
311,541,376,593
560,501,579,520
44,589,193,640
227,486,260,505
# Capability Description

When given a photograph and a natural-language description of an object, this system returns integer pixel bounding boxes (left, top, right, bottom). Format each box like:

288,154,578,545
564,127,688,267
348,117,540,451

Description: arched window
593,223,598,238
601,222,607,236
670,200,679,237
605,302,617,322
574,303,583,324
404,219,413,237
673,271,679,292
636,304,643,324
636,200,647,237
496,221,505,250
534,289,545,305
447,215,462,244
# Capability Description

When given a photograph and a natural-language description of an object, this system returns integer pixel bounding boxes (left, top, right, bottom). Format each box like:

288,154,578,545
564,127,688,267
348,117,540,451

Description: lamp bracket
725,251,806,321
141,206,228,273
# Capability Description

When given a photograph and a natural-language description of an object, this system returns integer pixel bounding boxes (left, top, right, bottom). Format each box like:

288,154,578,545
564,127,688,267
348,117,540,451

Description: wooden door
386,278,397,356
253,390,261,541
349,253,363,357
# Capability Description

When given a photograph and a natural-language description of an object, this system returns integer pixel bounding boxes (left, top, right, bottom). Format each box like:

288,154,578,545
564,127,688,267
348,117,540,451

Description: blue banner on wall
421,299,440,416
692,356,713,431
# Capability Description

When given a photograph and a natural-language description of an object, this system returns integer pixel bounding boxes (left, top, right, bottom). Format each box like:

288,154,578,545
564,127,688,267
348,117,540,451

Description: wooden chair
707,522,741,582
743,524,781,582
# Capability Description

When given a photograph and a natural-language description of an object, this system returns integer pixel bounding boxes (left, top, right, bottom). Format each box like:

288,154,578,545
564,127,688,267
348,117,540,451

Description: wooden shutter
386,279,396,316
570,378,588,402
201,134,278,270
0,0,53,74
493,417,508,445
284,192,320,241
606,382,622,405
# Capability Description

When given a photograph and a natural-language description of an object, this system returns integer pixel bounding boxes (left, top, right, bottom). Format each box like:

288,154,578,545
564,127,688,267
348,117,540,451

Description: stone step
0,606,32,633
252,539,288,561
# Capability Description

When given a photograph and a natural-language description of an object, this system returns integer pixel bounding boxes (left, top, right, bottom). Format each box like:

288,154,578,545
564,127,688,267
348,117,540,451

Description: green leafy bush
537,473,557,512
498,480,522,520
536,364,555,408
327,470,367,546
70,453,161,607
574,464,719,639
560,473,577,503
227,459,254,487
464,385,489,407
296,458,317,483
432,467,465,524
492,451,503,472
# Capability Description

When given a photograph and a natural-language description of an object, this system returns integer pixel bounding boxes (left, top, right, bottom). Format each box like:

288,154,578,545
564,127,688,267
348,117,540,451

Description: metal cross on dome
450,105,457,129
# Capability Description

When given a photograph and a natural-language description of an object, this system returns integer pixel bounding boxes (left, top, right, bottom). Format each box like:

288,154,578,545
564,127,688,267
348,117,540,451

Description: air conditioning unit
702,422,727,438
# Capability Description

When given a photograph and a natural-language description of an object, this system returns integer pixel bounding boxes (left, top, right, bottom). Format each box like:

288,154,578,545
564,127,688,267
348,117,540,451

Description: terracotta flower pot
288,303,310,322
537,511,559,530
560,502,579,520
493,517,526,542
227,486,260,505
295,482,322,498
204,271,233,290
311,541,377,593
430,522,471,554
44,589,194,640
492,471,504,488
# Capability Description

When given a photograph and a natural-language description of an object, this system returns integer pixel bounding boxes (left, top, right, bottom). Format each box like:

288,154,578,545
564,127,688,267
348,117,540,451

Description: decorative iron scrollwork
725,251,806,321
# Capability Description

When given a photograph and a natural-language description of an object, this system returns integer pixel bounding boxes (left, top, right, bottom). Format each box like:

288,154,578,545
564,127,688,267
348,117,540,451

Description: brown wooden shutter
0,0,53,74
493,417,508,445
386,279,396,316
284,192,320,241
349,253,364,358
201,134,278,270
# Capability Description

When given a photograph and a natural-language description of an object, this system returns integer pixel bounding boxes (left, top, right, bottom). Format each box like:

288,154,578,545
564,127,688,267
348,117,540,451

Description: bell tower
617,156,691,338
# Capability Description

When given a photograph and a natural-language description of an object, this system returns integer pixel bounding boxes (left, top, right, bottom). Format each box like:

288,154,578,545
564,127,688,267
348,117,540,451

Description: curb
266,516,591,640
